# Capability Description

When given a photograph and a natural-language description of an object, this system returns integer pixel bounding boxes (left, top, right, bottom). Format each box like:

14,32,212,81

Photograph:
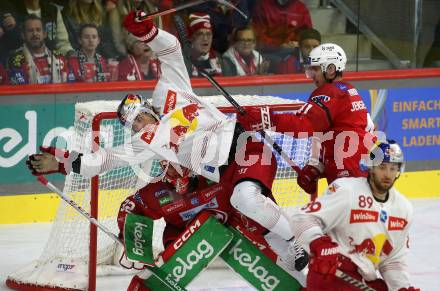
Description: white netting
7,96,312,291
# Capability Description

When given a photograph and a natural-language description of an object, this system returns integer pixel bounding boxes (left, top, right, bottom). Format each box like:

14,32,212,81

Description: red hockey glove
309,235,341,276
26,146,69,176
123,11,158,43
297,164,322,194
398,287,420,291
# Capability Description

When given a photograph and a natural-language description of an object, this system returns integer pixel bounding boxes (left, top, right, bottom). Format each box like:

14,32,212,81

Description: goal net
7,95,314,291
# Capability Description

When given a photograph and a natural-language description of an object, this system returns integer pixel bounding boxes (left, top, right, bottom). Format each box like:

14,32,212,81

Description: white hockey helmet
368,140,405,173
306,43,347,73
117,94,159,126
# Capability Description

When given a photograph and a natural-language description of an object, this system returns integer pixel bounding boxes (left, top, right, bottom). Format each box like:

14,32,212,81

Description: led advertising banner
0,86,439,185
277,86,440,161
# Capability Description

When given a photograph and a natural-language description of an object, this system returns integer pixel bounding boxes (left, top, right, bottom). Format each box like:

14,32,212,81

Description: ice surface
1,199,439,291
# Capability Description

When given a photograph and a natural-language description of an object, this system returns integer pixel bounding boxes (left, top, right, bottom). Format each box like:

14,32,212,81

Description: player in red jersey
26,13,309,281
271,43,376,194
114,94,308,290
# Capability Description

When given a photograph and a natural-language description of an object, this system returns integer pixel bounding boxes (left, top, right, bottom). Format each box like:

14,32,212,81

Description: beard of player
368,168,398,194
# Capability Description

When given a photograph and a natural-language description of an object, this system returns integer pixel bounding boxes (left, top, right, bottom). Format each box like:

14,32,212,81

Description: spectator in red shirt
252,0,312,51
277,28,321,74
118,33,159,81
252,0,312,69
7,14,68,84
68,23,109,82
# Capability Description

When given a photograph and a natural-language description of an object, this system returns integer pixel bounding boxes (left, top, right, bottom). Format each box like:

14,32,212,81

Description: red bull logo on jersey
167,103,200,153
349,234,393,265
388,216,408,231
349,209,379,223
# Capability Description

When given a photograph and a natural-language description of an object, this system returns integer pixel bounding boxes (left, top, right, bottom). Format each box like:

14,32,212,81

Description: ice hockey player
271,43,376,194
289,140,419,291
26,10,308,275
116,95,310,290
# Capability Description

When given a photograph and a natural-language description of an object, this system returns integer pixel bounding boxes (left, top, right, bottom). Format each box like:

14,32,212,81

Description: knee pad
230,180,266,218
231,180,294,240
231,180,279,229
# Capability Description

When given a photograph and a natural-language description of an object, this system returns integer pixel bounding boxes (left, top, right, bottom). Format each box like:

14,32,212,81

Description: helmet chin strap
323,71,336,83
323,64,342,83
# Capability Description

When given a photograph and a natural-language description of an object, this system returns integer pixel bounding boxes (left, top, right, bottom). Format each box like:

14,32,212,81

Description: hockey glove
26,146,70,175
309,235,341,276
114,242,146,270
297,164,322,194
123,11,158,43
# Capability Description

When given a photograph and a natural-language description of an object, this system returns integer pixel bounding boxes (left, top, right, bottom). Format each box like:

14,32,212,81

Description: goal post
6,96,315,291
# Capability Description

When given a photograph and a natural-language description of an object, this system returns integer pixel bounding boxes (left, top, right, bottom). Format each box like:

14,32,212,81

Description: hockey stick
137,0,247,22
335,270,377,291
36,175,186,291
37,175,123,245
173,15,303,173
197,69,303,173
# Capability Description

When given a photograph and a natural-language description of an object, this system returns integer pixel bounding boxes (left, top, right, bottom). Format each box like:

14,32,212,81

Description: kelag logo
0,104,75,184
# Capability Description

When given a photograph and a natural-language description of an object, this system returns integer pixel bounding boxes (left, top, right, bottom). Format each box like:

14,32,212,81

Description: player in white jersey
289,140,419,291
27,11,309,272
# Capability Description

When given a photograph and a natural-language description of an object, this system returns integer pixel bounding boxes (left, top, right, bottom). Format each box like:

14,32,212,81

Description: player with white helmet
26,10,310,285
270,42,376,194
306,43,347,80
288,139,419,291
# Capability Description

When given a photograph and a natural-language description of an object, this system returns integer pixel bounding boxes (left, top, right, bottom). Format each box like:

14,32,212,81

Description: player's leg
228,139,309,271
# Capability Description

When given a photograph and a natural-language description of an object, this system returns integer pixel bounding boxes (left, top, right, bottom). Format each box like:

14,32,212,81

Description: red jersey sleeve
116,188,162,237
272,83,347,136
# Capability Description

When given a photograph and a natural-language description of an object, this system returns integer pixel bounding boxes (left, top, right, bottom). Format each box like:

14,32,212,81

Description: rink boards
1,169,439,224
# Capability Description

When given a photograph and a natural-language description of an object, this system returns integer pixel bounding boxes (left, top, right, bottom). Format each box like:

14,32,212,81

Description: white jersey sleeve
147,29,193,115
76,29,235,181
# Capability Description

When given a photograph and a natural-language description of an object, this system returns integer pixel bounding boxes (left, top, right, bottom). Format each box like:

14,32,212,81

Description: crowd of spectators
0,0,321,86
